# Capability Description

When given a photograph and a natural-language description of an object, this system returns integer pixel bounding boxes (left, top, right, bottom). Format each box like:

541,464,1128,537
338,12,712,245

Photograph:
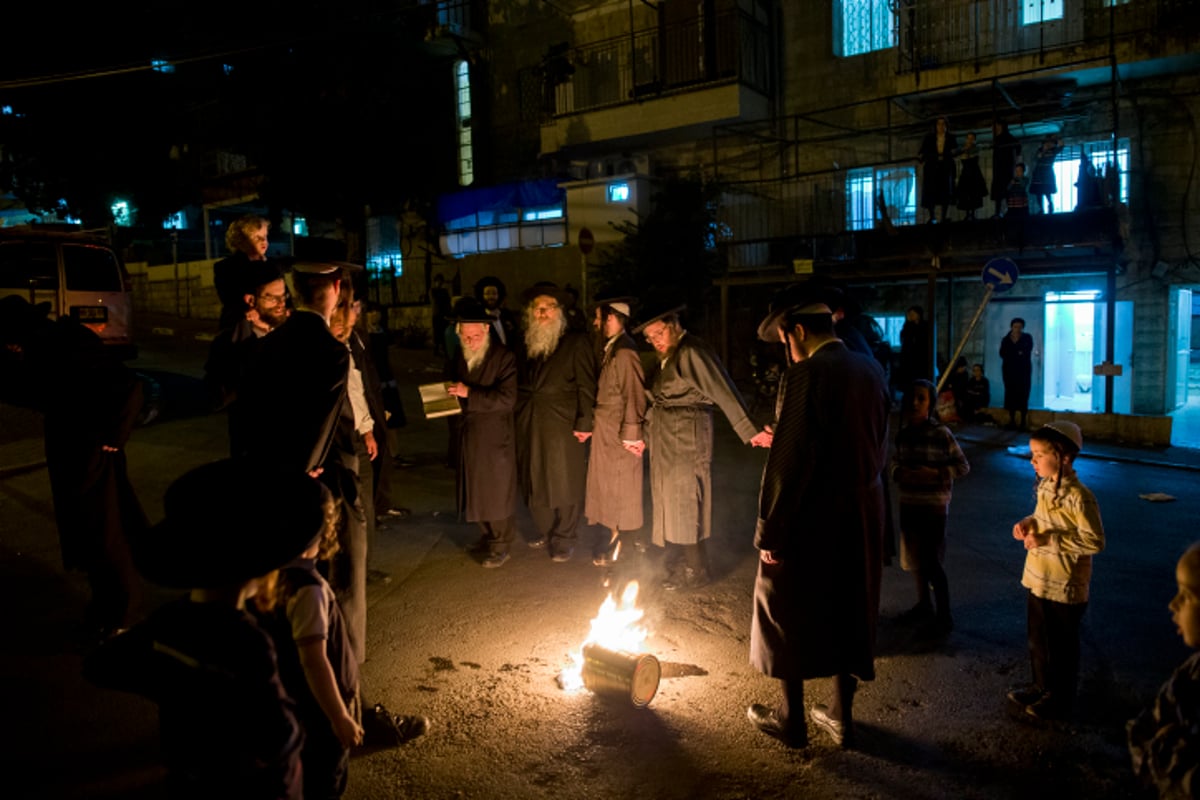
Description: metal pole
937,284,994,395
172,231,180,317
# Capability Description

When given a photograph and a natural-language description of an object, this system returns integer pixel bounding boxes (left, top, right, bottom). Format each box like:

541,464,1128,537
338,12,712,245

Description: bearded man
203,260,290,456
636,292,772,591
447,296,520,568
513,282,597,563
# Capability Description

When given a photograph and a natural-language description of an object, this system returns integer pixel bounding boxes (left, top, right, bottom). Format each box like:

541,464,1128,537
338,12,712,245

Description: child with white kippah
1007,420,1105,722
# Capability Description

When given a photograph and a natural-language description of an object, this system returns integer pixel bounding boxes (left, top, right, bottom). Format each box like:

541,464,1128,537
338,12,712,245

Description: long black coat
240,310,349,475
514,331,596,510
1000,331,1034,412
449,342,519,523
751,341,890,682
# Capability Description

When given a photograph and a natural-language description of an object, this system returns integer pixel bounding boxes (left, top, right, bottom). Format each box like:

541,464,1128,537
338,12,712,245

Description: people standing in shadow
963,363,992,423
430,274,452,357
955,131,987,221
1000,317,1035,430
918,116,957,224
1029,134,1064,215
898,305,932,390
990,119,1022,218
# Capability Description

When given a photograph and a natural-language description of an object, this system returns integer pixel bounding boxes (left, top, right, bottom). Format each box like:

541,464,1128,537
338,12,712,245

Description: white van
0,225,136,359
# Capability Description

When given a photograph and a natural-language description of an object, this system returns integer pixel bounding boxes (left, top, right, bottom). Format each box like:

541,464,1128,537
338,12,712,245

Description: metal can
580,643,661,707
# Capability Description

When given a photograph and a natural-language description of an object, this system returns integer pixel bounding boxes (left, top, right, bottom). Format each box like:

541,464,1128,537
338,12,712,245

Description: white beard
525,317,566,359
463,333,491,373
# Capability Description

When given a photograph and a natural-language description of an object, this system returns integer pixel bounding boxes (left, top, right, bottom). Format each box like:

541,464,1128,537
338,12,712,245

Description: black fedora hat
133,458,331,589
450,296,495,324
631,289,686,335
756,283,833,342
519,280,571,307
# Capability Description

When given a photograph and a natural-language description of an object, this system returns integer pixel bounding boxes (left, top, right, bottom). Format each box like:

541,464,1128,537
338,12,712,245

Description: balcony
539,8,773,155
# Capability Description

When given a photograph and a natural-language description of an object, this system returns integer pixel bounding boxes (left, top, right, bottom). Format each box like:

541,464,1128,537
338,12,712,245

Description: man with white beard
513,282,597,563
446,296,520,568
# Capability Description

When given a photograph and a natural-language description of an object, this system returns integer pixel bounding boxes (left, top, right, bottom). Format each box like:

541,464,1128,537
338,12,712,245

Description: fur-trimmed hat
631,289,686,335
756,283,833,342
451,296,495,324
133,458,331,589
519,280,571,307
474,275,507,302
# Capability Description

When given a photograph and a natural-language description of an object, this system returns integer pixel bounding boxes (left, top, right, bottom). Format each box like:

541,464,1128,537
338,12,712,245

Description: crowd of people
5,212,1196,797
916,117,1120,224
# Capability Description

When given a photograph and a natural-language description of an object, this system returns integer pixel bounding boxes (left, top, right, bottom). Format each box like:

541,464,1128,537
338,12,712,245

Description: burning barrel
580,643,661,707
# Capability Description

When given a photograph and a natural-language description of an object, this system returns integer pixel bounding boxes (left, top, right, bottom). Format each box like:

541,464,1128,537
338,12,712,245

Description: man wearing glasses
204,260,290,455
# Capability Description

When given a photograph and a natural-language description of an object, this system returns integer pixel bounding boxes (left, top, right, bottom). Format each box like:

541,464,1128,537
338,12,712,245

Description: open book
419,382,462,419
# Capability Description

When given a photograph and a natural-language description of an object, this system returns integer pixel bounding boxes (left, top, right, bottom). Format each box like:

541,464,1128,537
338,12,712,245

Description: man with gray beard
514,282,597,563
446,297,519,568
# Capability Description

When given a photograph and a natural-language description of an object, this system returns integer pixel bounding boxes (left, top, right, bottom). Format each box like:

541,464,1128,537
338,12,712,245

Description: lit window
836,0,895,58
1047,290,1102,302
111,200,133,227
1022,0,1063,25
522,207,564,221
454,60,474,187
876,315,906,348
366,252,403,277
222,64,234,76
845,166,916,230
1,105,12,115
162,211,186,230
151,59,175,74
1038,138,1130,215
292,216,309,236
607,183,630,203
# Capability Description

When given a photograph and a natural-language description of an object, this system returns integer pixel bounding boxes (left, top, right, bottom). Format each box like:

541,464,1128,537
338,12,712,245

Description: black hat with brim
631,290,686,335
133,458,330,589
756,283,833,342
519,281,571,307
244,260,285,292
591,287,638,313
451,296,496,324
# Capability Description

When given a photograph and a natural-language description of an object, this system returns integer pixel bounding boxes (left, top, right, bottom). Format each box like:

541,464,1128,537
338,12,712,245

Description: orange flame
559,580,647,692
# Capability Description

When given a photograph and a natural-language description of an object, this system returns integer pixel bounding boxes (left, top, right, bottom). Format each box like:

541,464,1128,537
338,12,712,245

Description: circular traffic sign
982,257,1019,293
578,227,595,255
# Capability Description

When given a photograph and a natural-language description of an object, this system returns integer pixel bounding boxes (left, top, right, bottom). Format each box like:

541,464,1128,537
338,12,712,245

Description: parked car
0,225,136,360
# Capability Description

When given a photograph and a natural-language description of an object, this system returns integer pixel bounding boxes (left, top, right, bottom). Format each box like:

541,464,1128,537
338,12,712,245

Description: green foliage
590,175,726,331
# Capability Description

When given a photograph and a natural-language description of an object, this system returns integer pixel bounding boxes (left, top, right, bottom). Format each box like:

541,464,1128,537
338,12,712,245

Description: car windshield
63,244,123,292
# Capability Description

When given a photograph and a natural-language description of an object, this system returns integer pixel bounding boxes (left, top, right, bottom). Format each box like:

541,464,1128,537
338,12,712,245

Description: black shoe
663,567,710,591
393,456,416,468
362,704,430,748
1006,685,1044,707
551,546,573,563
1024,693,1069,723
527,536,547,549
592,553,612,567
481,551,510,569
810,704,854,748
377,507,412,524
894,603,935,625
917,615,954,639
747,704,806,747
367,568,392,585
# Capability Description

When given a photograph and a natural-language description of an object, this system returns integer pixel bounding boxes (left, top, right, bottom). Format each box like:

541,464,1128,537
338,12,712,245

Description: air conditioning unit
588,153,651,179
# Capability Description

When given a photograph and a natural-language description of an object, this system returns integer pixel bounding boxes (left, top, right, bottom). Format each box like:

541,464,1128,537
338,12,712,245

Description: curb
958,432,1200,473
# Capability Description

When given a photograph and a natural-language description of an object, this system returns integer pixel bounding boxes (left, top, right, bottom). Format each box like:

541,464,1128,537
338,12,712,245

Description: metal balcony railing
894,0,1200,75
545,9,772,119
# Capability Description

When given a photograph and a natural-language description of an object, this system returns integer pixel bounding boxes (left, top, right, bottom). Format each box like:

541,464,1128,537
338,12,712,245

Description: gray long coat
750,340,890,682
585,332,646,531
450,343,518,523
514,330,596,510
646,333,758,546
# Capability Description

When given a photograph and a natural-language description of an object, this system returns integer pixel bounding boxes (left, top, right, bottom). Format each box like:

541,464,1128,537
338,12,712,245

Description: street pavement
2,313,1199,799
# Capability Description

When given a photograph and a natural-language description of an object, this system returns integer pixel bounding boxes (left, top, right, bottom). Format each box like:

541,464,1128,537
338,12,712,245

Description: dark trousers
479,517,517,556
324,463,368,666
300,716,350,800
530,503,581,549
899,504,950,620
1027,591,1087,708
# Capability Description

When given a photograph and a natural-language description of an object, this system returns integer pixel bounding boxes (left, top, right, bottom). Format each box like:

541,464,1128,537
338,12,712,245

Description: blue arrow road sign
982,258,1019,292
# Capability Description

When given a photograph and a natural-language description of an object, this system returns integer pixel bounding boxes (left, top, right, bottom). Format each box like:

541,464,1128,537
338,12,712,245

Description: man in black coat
746,285,891,750
513,282,597,562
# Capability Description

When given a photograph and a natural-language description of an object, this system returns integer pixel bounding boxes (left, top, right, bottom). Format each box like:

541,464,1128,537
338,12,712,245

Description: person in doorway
1029,134,1064,215
746,284,891,749
1007,421,1105,723
890,379,970,640
637,292,772,591
898,305,931,389
1000,317,1035,430
513,281,597,562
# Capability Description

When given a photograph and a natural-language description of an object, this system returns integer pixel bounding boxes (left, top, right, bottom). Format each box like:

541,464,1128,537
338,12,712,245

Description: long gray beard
525,318,565,359
463,334,490,373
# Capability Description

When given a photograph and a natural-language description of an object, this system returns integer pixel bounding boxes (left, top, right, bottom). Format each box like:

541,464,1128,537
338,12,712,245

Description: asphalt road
1,328,1195,799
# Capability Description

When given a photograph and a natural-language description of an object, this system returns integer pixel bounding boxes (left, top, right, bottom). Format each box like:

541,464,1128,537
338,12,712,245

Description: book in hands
419,382,462,419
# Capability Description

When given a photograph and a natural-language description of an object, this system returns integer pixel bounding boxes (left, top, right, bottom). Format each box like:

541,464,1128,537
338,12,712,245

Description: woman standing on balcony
917,116,957,224
1029,134,1064,215
955,131,987,221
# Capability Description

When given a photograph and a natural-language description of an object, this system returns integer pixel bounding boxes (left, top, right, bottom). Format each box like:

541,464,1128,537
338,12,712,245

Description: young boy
85,458,331,799
963,363,991,423
1007,421,1105,723
1127,542,1200,796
